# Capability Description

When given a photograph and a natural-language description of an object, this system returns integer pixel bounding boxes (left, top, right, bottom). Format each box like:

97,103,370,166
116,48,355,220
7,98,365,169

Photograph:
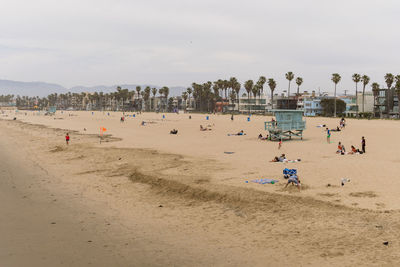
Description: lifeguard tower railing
264,110,306,140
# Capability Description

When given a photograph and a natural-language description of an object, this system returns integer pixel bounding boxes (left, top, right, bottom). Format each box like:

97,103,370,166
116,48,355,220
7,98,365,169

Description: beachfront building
229,93,271,113
340,95,358,117
302,97,323,116
356,92,374,113
372,88,399,118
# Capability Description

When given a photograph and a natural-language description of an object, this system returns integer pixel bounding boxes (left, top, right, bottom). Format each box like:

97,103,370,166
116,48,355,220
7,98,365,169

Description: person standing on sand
65,133,70,145
362,136,366,153
278,138,282,149
326,128,331,143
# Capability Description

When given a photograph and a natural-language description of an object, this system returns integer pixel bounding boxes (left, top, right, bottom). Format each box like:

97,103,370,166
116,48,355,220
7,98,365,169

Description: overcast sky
1,0,400,93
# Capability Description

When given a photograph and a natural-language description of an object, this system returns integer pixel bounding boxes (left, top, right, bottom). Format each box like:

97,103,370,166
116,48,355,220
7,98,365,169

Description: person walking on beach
326,128,331,143
65,133,70,145
278,138,282,149
362,136,366,153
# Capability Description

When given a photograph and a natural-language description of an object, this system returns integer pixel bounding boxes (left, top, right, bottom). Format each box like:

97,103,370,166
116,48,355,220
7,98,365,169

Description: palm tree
331,73,341,117
295,77,303,96
182,92,188,111
352,73,361,117
268,78,276,110
233,81,241,112
135,86,141,111
161,86,169,111
151,87,157,111
244,80,254,114
144,86,151,111
371,82,380,115
384,73,394,115
395,78,400,118
186,87,192,109
256,76,266,109
361,75,370,113
285,72,294,98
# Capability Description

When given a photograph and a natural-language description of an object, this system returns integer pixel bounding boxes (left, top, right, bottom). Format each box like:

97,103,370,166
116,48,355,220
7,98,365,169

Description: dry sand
1,110,400,266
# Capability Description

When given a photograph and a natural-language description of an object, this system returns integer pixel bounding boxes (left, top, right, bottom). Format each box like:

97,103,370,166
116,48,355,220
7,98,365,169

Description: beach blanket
251,179,278,184
224,151,235,154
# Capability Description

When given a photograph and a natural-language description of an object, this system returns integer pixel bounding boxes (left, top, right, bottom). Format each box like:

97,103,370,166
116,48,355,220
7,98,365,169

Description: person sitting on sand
336,142,343,154
141,121,146,126
120,116,125,122
258,134,269,140
331,126,341,132
341,144,346,155
170,129,178,134
348,145,358,154
285,174,301,190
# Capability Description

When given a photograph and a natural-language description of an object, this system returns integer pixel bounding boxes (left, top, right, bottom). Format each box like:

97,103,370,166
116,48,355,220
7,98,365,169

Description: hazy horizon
2,0,400,94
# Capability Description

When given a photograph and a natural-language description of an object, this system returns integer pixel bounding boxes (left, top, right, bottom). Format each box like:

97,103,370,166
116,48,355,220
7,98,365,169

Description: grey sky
1,0,400,93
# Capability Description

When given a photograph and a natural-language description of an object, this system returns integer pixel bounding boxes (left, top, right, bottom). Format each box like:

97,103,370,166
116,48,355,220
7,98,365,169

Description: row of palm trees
333,73,400,117
181,73,303,113
11,86,172,112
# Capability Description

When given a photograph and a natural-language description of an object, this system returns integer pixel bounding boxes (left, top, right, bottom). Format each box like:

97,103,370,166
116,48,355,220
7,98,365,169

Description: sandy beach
2,111,400,266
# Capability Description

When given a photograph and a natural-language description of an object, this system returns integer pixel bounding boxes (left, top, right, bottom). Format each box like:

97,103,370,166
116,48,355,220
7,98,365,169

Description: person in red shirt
65,133,70,145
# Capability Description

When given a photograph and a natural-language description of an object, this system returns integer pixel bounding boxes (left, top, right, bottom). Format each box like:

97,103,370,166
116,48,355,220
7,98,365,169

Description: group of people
336,137,366,155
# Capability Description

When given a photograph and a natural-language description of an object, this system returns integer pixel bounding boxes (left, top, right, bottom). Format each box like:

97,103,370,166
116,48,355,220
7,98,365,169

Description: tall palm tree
395,78,400,118
371,82,380,115
285,72,294,98
161,86,169,111
256,76,266,108
135,86,141,111
144,86,151,111
331,73,341,117
244,80,254,114
233,81,241,112
151,87,157,111
186,87,193,109
384,73,394,115
361,75,370,113
352,73,361,117
295,77,303,96
268,78,276,110
182,92,188,111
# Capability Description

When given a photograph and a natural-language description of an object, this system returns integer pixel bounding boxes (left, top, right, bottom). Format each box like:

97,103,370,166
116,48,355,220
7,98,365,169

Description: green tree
321,98,346,117
331,73,341,117
361,75,370,113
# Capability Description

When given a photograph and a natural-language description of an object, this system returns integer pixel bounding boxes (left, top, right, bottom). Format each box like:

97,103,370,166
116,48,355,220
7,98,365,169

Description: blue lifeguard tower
264,110,306,141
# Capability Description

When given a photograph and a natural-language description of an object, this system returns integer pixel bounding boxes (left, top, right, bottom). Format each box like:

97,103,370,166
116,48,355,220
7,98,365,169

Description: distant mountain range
0,79,187,97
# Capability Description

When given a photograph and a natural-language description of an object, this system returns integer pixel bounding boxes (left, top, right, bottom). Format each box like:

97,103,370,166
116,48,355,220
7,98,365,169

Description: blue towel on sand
251,179,278,184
